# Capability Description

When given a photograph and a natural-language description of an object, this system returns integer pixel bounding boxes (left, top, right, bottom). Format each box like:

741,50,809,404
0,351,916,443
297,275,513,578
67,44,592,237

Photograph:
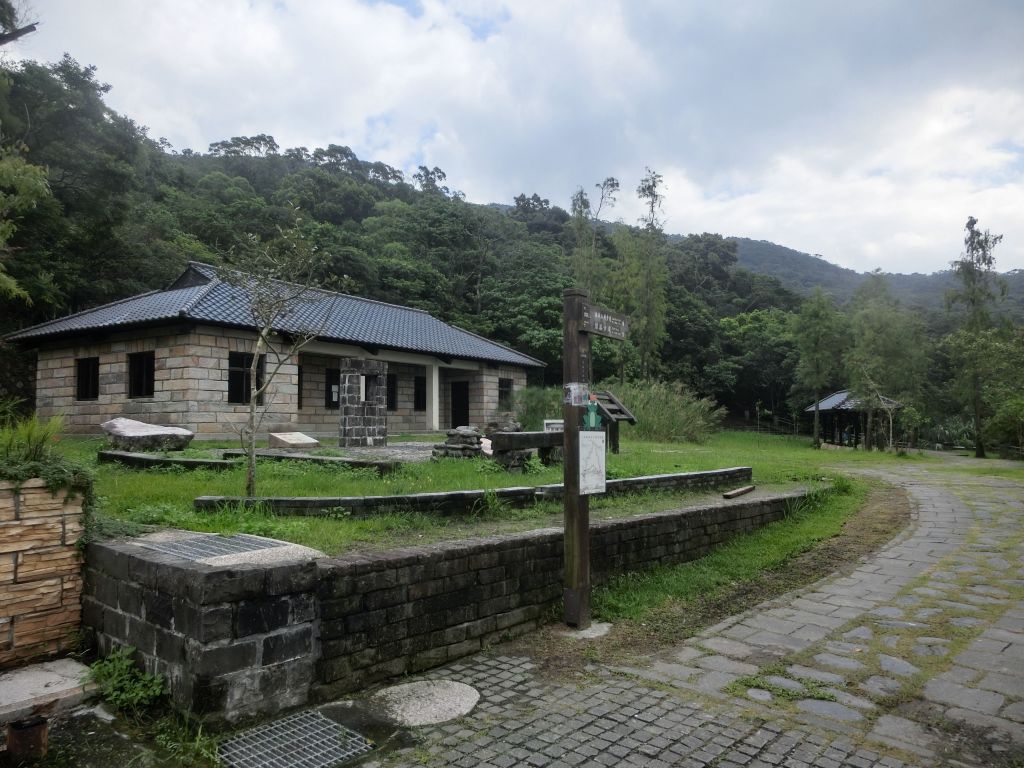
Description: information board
579,430,606,495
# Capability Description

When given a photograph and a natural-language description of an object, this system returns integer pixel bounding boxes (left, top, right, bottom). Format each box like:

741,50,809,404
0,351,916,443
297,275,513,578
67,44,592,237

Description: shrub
609,380,724,443
513,386,562,431
0,413,63,464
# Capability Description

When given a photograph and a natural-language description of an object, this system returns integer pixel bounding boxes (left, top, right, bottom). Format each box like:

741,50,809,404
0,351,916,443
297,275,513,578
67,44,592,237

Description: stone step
0,658,95,726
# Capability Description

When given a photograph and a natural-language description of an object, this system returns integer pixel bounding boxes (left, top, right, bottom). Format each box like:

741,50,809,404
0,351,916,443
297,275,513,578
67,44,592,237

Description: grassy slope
56,431,944,555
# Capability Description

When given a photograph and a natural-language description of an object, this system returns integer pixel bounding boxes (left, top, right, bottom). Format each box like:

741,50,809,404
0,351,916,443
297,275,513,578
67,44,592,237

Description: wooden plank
563,289,591,629
489,431,563,451
723,485,756,499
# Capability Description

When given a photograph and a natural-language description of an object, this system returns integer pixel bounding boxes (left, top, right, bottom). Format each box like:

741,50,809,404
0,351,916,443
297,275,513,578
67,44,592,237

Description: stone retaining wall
0,479,85,669
193,467,753,517
83,487,804,722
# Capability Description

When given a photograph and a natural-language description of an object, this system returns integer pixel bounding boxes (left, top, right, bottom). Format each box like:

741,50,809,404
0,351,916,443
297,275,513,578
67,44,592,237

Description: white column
425,363,440,431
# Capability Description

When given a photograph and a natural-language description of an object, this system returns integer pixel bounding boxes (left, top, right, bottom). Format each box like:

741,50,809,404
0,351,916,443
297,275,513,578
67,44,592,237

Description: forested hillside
1,56,1021,454
734,237,1024,322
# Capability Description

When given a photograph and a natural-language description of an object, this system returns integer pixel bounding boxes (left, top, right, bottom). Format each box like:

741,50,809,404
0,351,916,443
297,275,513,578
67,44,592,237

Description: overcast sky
11,0,1024,274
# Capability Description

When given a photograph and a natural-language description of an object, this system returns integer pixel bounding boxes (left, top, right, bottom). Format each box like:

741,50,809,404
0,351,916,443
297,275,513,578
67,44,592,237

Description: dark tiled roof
805,389,901,412
8,262,544,367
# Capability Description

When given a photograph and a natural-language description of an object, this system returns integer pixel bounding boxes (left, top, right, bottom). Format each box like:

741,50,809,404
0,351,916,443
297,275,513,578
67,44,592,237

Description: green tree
792,289,844,447
846,277,928,450
947,216,1005,458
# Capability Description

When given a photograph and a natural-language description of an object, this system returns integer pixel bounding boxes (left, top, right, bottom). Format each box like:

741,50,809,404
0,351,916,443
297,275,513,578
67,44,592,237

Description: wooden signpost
562,288,629,628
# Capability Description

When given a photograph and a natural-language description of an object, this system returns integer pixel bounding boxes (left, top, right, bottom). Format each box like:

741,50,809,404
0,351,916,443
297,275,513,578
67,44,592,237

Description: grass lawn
55,430,941,555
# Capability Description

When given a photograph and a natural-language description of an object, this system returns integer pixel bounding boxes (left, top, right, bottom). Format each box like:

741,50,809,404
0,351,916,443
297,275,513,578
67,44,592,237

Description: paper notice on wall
579,430,606,495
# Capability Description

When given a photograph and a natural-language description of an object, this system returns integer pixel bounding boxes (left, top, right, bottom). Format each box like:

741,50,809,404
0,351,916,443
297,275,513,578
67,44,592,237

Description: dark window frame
127,351,155,399
228,352,265,405
413,376,427,412
498,377,514,411
297,365,304,410
75,357,100,401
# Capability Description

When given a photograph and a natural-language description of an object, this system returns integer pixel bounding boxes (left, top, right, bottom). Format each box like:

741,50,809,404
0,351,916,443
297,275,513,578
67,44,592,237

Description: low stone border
193,467,752,517
97,450,239,471
220,449,399,475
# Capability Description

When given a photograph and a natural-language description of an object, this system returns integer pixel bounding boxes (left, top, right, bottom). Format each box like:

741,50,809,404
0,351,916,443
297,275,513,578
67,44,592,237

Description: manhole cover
139,533,286,561
372,680,480,726
219,710,375,768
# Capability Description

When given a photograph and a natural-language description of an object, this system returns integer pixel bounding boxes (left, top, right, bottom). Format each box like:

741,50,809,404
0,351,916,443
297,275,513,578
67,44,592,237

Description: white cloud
11,0,1024,272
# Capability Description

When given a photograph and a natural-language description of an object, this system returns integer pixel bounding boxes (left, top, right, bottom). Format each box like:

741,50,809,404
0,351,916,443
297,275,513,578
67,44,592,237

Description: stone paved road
363,460,1024,767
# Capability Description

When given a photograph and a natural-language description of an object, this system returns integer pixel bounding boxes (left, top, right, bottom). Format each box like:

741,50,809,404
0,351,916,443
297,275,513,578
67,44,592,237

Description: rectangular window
228,352,264,405
386,373,398,411
325,367,340,409
414,376,427,412
498,377,514,411
297,365,304,410
127,351,155,398
75,357,99,401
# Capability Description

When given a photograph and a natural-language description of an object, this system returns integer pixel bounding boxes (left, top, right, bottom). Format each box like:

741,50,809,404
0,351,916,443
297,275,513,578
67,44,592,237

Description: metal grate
139,533,286,561
219,710,375,768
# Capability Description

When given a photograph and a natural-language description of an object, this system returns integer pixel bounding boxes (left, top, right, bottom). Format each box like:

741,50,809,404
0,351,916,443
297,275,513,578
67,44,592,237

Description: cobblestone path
368,462,1024,767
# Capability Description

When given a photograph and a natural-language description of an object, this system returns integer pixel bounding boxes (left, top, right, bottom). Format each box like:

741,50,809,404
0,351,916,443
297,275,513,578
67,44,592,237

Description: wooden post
563,288,590,628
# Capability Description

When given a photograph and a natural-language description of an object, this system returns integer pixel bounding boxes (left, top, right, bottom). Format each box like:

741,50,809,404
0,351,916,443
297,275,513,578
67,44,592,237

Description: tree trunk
813,394,821,449
972,371,986,458
245,336,267,496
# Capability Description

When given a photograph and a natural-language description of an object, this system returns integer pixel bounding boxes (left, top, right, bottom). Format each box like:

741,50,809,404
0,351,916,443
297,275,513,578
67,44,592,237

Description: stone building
7,262,541,442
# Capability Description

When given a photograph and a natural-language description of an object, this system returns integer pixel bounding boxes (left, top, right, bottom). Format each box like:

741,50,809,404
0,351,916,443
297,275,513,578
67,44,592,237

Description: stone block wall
82,541,319,723
313,490,800,699
83,489,804,721
36,324,299,439
384,362,428,434
339,359,387,447
0,479,85,669
441,366,526,430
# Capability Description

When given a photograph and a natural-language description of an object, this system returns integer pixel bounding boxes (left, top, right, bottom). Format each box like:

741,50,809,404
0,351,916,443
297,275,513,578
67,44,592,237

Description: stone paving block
860,675,902,698
923,679,1005,714
878,654,920,677
697,636,754,658
978,671,1024,697
812,653,865,672
786,665,846,685
694,655,759,676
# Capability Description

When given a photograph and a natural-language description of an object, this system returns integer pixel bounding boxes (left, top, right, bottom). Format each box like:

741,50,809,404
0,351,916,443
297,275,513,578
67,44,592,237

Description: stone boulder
268,432,320,451
100,417,194,452
432,426,484,459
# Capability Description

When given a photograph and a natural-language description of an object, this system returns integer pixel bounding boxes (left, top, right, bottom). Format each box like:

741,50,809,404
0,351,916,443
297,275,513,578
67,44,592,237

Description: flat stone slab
813,652,865,672
100,417,193,452
879,654,920,677
98,450,238,471
795,699,863,722
268,432,321,451
372,680,479,726
557,622,612,640
0,658,95,724
135,530,323,566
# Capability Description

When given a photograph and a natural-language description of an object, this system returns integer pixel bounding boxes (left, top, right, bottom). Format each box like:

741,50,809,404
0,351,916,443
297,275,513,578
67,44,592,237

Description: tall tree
947,216,1005,458
847,277,928,450
792,289,844,447
220,213,325,495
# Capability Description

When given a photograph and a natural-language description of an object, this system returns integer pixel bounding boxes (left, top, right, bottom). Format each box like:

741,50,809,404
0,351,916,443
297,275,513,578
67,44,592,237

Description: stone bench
489,431,563,469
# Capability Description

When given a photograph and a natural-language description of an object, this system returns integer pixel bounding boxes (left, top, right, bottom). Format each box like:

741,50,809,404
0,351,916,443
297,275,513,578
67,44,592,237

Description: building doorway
450,381,470,428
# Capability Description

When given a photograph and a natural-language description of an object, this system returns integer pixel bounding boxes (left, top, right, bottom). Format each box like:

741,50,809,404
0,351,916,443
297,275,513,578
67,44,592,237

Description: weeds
87,646,166,719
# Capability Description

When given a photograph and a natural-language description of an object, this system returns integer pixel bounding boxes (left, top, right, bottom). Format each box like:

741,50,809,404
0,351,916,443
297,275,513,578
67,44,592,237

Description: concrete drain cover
372,680,480,726
139,533,286,561
219,710,374,768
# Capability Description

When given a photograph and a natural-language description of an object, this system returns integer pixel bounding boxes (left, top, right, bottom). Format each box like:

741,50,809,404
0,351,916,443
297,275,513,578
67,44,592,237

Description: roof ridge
178,275,221,316
3,289,164,339
191,259,433,315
